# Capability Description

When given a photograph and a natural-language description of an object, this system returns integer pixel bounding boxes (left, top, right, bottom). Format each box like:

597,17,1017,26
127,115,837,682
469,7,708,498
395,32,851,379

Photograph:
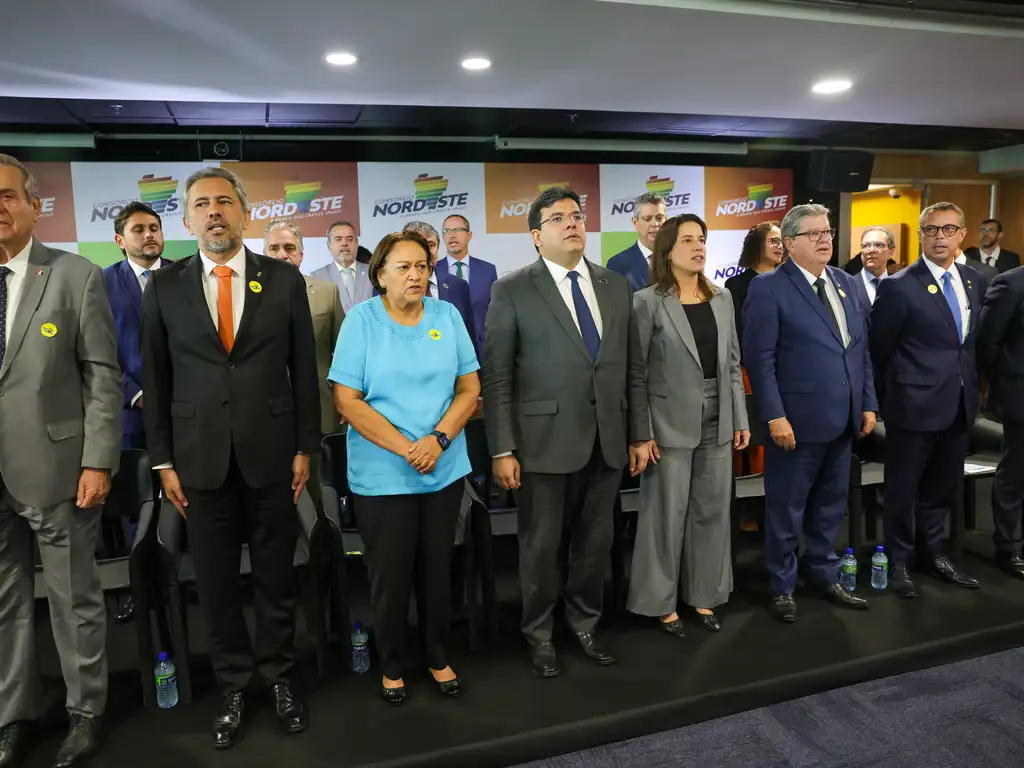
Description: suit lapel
184,253,225,354
709,290,730,377
828,268,858,341
912,259,959,343
0,239,50,381
529,259,592,362
957,262,981,339
663,294,702,372
117,259,144,318
782,259,843,346
435,259,449,285
233,249,264,352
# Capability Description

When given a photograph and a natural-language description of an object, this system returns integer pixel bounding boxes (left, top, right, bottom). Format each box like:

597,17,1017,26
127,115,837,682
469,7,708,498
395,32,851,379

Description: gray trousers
0,485,107,728
628,386,734,616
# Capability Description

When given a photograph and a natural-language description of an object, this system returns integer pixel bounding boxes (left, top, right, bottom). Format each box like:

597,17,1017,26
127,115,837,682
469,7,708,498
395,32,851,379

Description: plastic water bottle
839,548,858,592
351,622,370,674
871,546,888,590
154,653,179,709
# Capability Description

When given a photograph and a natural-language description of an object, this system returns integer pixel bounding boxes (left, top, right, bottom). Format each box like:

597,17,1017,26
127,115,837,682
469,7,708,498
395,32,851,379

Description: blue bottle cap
846,548,854,554
876,545,884,551
158,652,168,662
354,621,362,631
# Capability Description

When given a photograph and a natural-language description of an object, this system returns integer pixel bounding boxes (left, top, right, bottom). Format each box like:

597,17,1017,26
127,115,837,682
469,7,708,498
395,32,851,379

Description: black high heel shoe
428,669,462,698
380,680,407,706
694,610,721,632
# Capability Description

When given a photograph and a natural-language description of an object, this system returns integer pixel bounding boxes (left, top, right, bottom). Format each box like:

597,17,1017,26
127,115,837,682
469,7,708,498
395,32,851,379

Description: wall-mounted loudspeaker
807,149,875,193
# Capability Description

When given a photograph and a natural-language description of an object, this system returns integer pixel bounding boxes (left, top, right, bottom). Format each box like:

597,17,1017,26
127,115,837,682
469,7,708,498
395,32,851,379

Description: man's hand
407,437,442,475
159,468,189,517
628,441,652,477
734,429,751,451
492,455,521,490
292,453,310,503
76,468,111,509
859,411,877,439
135,396,143,409
769,417,796,451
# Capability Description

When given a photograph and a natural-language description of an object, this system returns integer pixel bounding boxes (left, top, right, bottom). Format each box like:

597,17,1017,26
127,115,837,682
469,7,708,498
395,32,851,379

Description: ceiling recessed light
325,51,358,67
461,57,491,71
812,78,852,95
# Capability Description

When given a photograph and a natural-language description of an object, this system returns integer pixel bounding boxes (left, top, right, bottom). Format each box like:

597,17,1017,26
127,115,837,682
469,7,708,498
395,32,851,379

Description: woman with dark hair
329,231,480,705
628,214,750,634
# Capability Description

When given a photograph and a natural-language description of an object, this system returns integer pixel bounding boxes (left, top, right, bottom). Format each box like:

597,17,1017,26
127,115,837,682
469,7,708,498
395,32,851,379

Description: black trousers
184,455,298,696
517,440,621,645
883,400,969,566
993,417,1024,556
354,479,463,680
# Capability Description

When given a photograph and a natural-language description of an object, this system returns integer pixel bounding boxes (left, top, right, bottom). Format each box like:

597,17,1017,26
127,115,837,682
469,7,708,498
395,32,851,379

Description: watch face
435,432,451,449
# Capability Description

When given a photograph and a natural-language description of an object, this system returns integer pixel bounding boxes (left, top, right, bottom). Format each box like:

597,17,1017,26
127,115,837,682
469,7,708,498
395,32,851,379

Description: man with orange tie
140,167,319,750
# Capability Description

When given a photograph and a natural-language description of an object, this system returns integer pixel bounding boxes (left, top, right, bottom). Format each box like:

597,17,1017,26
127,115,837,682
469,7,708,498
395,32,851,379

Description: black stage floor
21,539,1024,768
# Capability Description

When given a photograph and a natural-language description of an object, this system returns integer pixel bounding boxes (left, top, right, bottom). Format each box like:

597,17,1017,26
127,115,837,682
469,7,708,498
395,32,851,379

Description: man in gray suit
0,155,122,768
310,220,373,312
484,187,651,677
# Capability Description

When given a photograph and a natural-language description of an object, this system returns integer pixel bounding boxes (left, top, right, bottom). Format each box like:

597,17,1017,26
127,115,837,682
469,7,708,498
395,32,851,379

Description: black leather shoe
890,564,917,598
997,552,1024,581
529,641,559,678
659,618,686,637
271,684,306,733
928,556,980,588
430,673,462,698
0,722,34,768
695,611,721,632
380,681,407,706
114,596,135,624
820,582,869,609
52,714,101,768
213,693,245,750
771,594,796,623
576,633,617,666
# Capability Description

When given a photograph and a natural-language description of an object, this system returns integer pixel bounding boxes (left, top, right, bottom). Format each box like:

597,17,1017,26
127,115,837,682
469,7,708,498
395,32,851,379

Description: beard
202,233,241,254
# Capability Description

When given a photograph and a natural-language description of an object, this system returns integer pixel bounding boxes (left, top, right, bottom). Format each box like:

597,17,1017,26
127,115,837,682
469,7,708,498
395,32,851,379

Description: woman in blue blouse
328,231,480,706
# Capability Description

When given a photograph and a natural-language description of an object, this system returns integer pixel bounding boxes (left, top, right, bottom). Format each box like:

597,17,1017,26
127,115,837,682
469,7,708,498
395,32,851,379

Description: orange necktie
213,265,234,353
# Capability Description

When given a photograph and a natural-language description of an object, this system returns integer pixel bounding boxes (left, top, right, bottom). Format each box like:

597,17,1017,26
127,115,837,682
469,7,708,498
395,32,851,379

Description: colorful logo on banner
137,174,180,215
232,162,359,237
484,164,601,234
715,183,788,218
609,175,693,216
704,167,793,229
284,180,324,214
371,173,469,219
646,175,674,196
249,181,348,222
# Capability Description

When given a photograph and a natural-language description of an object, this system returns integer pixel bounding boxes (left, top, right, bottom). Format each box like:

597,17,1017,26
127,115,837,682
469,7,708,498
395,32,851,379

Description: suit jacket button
842,381,848,387
229,363,236,370
222,401,230,408
590,399,596,406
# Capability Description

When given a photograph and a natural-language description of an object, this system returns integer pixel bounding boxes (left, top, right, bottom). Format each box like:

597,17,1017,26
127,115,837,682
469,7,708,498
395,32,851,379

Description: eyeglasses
766,237,782,247
921,224,962,238
792,229,836,242
860,241,889,251
980,226,999,234
442,227,469,235
539,212,586,228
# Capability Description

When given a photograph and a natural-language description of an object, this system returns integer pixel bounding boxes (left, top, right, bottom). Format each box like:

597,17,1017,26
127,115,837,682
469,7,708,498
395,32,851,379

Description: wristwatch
431,431,451,451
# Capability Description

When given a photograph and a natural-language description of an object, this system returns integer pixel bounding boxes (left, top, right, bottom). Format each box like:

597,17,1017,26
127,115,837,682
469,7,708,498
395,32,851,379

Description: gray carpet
514,647,1024,768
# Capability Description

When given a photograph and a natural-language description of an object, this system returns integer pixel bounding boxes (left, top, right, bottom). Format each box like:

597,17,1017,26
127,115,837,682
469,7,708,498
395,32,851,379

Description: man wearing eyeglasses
851,227,895,313
964,219,1019,275
607,193,667,292
439,215,496,363
483,187,651,677
744,204,877,623
869,202,987,598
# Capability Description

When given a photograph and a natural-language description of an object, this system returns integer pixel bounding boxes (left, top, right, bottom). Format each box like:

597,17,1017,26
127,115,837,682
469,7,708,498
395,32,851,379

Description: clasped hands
407,435,442,475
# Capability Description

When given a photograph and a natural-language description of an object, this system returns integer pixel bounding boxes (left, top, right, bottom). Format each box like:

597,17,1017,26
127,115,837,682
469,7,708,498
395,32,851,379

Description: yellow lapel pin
928,284,939,294
428,329,441,340
838,289,847,299
249,280,262,293
40,322,57,338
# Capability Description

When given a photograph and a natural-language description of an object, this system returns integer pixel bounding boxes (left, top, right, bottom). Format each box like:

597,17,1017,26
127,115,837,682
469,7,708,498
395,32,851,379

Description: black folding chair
320,432,355,669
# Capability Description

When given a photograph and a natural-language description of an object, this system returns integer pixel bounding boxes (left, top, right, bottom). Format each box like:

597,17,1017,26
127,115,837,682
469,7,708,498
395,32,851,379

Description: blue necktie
941,272,963,345
567,270,600,360
0,266,10,369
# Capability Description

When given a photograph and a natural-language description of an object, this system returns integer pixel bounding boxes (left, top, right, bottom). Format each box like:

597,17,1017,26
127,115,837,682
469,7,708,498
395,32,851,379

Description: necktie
567,270,600,360
813,278,842,341
141,269,151,291
455,261,464,280
941,272,964,344
340,267,354,304
0,266,10,369
212,265,234,353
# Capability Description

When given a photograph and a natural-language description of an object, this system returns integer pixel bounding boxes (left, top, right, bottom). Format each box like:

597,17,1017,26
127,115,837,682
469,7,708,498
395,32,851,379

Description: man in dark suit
141,167,319,749
399,221,476,341
439,214,497,362
977,266,1024,579
744,204,877,622
850,228,894,317
964,219,1020,275
869,202,987,598
484,187,651,677
101,201,172,625
606,192,666,292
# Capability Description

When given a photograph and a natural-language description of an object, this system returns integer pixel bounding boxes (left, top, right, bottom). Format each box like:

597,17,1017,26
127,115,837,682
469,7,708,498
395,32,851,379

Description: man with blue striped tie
869,202,988,598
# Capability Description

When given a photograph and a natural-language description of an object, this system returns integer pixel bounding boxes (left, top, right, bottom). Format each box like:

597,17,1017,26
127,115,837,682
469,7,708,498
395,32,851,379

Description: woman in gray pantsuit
628,214,750,635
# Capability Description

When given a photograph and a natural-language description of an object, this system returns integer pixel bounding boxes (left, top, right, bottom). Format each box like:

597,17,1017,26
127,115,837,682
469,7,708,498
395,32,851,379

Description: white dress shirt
127,256,159,294
447,254,470,282
793,261,850,348
638,241,653,266
542,255,604,338
0,238,32,349
200,248,246,335
428,271,438,296
979,245,1001,268
860,267,886,306
924,256,970,343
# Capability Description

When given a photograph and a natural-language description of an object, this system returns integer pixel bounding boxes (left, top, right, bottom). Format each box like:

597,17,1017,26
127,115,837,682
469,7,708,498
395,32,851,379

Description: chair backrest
102,449,154,519
969,417,1003,455
464,419,491,477
321,432,350,495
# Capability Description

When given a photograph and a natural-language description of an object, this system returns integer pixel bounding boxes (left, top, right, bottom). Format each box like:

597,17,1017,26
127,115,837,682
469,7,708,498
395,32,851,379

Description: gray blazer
310,260,373,313
0,239,122,507
634,284,748,449
483,258,650,474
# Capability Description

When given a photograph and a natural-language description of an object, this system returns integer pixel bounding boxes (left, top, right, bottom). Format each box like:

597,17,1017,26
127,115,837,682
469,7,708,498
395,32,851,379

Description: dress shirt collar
2,237,32,275
861,267,886,286
200,247,246,278
792,259,829,288
448,254,470,269
335,258,357,273
126,256,159,279
637,241,653,261
542,255,590,284
924,254,960,284
954,251,967,265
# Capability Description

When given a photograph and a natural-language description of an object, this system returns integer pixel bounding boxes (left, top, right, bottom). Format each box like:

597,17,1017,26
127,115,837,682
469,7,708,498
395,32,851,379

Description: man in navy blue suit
606,193,666,292
439,214,497,363
744,204,877,622
392,221,476,341
869,202,986,597
850,227,894,317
